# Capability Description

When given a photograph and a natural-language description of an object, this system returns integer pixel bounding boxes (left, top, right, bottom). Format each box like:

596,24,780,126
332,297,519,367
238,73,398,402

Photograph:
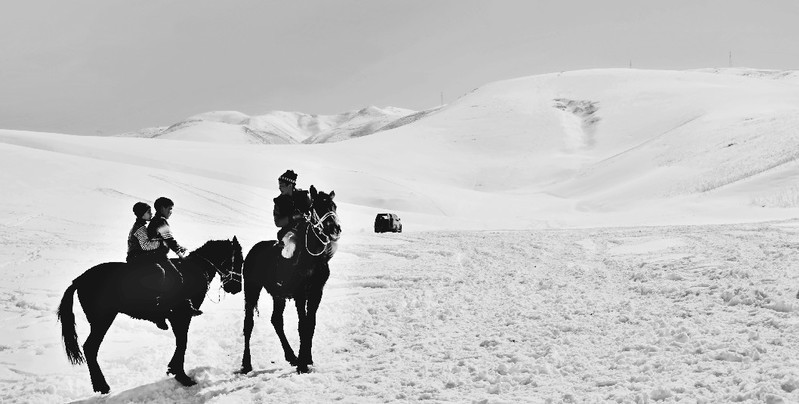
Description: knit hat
133,202,151,218
278,170,297,185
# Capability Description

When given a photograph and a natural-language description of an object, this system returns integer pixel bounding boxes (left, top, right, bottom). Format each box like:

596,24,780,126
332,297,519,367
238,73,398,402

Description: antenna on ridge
729,51,733,67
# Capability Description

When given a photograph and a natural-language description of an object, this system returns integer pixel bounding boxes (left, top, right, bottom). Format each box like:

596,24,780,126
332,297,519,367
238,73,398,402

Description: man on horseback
273,170,312,251
148,197,203,317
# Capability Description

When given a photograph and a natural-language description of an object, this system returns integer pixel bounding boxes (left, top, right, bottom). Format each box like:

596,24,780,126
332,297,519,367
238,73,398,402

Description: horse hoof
296,364,311,374
237,365,252,375
174,373,197,387
93,381,111,394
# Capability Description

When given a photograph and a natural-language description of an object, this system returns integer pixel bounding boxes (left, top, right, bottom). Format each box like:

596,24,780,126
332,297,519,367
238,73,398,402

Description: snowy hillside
6,68,799,230
3,67,799,402
117,106,420,145
694,67,799,85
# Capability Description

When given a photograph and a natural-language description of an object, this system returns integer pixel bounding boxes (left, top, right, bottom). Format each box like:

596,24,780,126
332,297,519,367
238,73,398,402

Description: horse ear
232,235,238,243
329,190,335,200
310,185,317,199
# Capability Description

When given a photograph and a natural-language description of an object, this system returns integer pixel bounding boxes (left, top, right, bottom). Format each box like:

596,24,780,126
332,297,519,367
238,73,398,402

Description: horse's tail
57,282,84,365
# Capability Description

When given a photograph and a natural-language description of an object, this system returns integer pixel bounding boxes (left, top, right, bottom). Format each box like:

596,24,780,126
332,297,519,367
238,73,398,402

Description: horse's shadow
67,366,294,404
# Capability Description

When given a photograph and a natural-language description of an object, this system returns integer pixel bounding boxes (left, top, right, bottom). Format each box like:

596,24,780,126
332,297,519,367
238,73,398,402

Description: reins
188,246,241,302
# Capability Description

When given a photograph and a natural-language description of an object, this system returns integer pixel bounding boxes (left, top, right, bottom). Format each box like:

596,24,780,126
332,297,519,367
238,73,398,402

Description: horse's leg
296,288,323,373
166,314,196,387
239,284,262,374
83,313,116,394
272,296,298,365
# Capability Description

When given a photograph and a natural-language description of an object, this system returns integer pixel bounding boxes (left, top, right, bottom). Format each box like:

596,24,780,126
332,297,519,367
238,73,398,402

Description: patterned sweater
127,219,161,262
147,214,187,256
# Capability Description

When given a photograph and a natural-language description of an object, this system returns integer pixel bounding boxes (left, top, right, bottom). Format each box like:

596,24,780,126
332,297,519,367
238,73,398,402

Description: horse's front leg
296,289,322,373
239,285,262,374
167,314,196,386
271,296,298,365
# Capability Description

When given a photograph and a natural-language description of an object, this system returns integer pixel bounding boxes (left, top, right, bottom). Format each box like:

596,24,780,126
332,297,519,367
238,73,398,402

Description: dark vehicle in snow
374,213,402,233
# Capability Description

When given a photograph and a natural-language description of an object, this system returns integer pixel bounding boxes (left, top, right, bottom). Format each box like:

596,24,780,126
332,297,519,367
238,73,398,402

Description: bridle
189,243,241,289
304,207,339,257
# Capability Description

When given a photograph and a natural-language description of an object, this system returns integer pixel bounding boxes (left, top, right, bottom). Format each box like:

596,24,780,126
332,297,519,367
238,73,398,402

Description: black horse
57,237,243,394
239,186,341,374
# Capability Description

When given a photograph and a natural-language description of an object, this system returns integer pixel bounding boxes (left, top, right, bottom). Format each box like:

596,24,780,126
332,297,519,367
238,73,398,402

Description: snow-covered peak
117,106,423,145
186,111,251,125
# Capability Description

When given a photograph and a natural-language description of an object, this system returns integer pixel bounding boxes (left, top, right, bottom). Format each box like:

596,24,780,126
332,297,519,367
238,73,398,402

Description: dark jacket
127,219,162,263
147,214,186,257
273,189,311,239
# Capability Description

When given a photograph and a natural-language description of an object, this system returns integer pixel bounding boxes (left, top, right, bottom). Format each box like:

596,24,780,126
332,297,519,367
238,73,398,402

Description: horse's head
186,237,243,294
309,185,341,243
222,236,244,294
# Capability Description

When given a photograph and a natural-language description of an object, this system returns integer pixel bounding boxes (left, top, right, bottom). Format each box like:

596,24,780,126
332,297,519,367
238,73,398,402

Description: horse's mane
189,240,229,257
185,239,242,277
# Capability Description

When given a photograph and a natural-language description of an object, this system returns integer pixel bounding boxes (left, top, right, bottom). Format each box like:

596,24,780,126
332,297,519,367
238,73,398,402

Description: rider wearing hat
127,202,161,264
273,170,312,243
147,197,203,317
126,201,169,330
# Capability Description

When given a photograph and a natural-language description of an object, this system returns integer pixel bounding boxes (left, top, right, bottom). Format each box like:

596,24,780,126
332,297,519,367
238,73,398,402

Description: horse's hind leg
84,313,116,394
272,297,298,366
296,288,323,373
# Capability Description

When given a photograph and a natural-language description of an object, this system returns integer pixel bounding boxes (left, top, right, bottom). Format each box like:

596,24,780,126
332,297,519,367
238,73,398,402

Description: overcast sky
1,0,797,135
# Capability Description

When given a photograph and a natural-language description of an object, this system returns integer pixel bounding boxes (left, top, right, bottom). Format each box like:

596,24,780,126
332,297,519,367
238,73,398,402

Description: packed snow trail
4,222,799,403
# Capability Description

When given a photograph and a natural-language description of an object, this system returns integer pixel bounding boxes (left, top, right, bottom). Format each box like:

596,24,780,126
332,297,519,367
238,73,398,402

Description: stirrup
184,300,203,316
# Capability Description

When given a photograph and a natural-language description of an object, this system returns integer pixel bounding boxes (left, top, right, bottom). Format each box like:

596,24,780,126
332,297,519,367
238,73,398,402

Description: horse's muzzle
223,279,242,294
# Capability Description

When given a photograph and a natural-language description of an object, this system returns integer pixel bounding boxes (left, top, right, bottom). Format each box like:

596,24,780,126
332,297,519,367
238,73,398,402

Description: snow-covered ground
4,223,799,403
2,68,799,403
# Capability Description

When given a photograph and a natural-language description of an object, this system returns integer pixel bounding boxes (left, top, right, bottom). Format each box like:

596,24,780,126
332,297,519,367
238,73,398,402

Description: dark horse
57,237,243,394
240,186,341,374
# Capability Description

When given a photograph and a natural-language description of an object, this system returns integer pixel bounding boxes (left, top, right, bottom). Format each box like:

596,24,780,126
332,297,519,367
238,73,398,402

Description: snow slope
694,67,799,85
21,68,799,230
2,68,799,403
118,106,420,145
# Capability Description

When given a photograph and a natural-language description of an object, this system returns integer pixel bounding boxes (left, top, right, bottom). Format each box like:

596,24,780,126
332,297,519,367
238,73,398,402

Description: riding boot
177,299,203,316
153,317,169,330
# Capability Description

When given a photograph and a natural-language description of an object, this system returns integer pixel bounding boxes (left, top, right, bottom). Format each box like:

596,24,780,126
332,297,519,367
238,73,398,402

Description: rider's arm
273,204,294,227
152,221,187,255
274,205,304,228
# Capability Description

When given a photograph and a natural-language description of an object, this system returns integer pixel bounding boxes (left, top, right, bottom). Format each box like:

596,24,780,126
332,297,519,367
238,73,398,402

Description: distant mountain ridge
116,105,435,144
4,67,799,229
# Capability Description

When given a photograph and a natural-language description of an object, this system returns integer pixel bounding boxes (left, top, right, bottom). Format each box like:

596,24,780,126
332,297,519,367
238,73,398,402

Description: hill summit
117,106,434,144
